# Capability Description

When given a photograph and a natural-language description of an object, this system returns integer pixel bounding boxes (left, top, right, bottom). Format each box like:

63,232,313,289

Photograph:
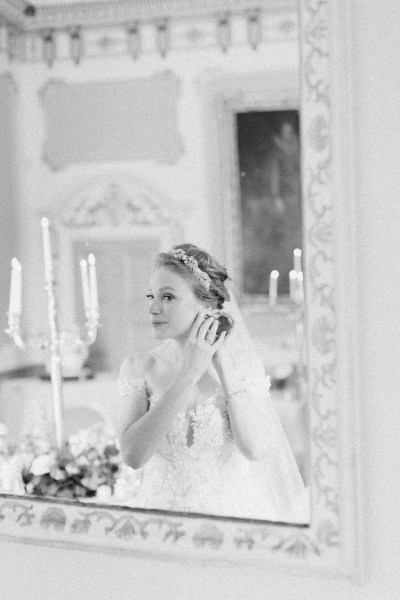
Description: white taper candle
297,271,304,304
9,258,22,316
80,258,91,315
88,253,99,315
41,217,53,275
269,270,279,306
293,248,302,273
289,269,298,302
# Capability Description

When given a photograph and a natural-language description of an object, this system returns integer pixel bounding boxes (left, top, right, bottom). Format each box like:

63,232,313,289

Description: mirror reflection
116,244,308,522
0,239,309,523
0,1,310,525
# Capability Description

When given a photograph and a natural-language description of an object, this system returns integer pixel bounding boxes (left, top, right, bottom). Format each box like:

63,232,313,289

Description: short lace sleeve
116,375,147,401
231,358,272,417
116,353,149,403
227,366,285,458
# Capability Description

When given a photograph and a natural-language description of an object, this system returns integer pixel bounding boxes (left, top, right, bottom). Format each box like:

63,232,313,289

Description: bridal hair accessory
167,249,211,290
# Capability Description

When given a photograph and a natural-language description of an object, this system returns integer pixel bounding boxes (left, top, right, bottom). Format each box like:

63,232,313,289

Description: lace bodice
117,375,235,460
116,375,284,519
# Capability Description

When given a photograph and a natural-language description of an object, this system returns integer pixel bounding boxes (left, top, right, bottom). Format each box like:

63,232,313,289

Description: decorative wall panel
40,71,183,170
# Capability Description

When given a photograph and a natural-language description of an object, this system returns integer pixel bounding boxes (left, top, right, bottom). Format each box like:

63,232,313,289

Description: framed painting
236,110,302,298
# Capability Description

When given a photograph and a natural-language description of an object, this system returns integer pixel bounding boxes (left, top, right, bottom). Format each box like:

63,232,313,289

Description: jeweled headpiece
167,249,211,291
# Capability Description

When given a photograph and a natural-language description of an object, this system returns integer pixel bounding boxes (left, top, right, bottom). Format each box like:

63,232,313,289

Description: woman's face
147,267,206,341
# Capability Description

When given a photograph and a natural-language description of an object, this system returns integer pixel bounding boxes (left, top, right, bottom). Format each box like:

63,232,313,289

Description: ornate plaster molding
0,0,298,64
0,1,24,26
0,495,317,566
0,0,296,30
59,178,181,229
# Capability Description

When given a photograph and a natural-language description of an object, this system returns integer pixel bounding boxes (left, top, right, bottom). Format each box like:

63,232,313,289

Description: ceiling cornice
0,0,296,31
0,0,25,26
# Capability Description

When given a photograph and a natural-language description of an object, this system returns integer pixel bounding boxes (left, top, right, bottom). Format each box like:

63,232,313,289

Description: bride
117,243,309,522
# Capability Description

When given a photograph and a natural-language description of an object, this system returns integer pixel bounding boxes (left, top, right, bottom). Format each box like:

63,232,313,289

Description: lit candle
269,270,279,306
80,258,91,315
293,248,302,273
41,217,53,275
9,258,22,316
289,269,298,302
88,253,99,315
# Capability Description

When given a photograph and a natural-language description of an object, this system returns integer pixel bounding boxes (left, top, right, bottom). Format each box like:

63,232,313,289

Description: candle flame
293,248,302,257
11,257,21,271
270,270,279,279
88,253,95,265
80,258,87,268
289,269,297,279
41,217,49,227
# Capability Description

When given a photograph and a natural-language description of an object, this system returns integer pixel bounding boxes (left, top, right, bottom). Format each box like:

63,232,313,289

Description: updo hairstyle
156,243,230,309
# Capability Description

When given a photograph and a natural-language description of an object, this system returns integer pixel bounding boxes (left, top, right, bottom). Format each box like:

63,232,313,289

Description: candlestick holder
6,221,100,449
268,269,306,402
6,309,99,449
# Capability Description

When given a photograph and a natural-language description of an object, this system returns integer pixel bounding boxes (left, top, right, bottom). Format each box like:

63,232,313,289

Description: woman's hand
204,309,233,368
179,311,227,385
204,309,234,338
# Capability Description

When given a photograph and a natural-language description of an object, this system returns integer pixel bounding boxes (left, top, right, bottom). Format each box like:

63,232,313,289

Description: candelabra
268,249,306,398
5,218,99,448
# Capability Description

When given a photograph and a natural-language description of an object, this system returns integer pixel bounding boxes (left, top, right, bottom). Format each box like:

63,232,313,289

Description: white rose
34,439,52,455
0,460,24,493
102,424,116,439
96,485,112,501
30,454,55,476
10,452,34,471
112,479,128,503
69,428,98,456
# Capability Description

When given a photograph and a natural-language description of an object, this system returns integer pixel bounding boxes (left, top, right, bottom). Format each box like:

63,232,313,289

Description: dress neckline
149,386,224,411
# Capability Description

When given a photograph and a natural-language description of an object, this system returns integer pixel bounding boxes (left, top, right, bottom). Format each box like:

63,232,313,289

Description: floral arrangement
0,422,124,501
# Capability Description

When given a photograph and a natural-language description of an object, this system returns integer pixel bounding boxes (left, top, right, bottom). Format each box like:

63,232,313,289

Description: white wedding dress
117,374,309,523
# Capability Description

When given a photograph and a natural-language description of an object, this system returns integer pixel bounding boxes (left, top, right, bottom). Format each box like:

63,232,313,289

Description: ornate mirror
0,0,362,582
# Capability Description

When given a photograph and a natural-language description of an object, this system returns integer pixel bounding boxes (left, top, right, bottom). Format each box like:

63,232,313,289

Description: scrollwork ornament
301,0,339,549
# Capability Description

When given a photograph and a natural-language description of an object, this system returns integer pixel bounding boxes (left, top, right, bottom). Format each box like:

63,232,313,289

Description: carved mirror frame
0,0,363,583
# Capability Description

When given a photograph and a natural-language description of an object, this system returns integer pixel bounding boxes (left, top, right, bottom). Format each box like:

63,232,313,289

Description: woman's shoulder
119,342,172,379
119,351,153,379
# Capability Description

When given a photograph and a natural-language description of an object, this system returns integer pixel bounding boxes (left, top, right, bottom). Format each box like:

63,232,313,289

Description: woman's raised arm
213,348,272,462
117,313,225,469
117,352,194,470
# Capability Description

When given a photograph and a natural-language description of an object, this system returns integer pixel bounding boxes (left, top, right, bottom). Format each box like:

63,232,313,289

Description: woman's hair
155,243,230,309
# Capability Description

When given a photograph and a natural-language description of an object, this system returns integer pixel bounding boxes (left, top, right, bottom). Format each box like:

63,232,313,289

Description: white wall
0,1,399,598
0,60,25,371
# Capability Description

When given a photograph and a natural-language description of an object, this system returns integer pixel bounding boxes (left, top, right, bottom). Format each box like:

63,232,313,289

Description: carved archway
49,175,183,371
